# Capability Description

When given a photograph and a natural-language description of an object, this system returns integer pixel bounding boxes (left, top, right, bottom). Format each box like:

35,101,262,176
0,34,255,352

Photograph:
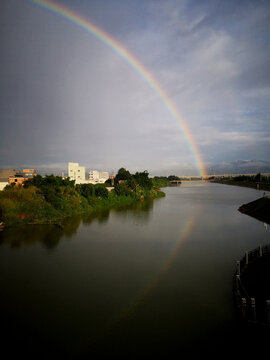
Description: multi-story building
100,172,109,181
68,162,85,183
89,170,109,183
89,170,100,183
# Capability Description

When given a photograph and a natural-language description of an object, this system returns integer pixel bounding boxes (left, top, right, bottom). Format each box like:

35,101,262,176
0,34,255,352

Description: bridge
170,180,182,185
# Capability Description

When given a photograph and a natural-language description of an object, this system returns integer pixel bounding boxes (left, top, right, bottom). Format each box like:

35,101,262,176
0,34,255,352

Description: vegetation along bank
0,168,171,227
209,173,270,191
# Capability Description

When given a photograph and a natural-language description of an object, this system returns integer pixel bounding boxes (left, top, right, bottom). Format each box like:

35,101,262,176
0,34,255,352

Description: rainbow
25,0,206,177
89,217,195,343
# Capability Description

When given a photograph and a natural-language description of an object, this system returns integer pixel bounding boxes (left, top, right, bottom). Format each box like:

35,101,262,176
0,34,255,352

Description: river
0,182,269,355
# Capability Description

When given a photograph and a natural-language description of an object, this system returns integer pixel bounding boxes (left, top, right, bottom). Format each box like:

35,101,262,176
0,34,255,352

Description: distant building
22,169,37,178
9,174,27,186
0,169,18,180
0,180,9,191
89,170,109,184
68,162,85,183
100,172,109,181
89,170,100,183
0,169,20,189
109,172,115,186
0,168,37,188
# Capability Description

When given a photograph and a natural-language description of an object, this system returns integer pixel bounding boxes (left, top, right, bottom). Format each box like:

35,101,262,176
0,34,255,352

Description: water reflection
0,183,270,355
0,200,155,250
82,209,110,225
112,199,154,225
0,215,82,250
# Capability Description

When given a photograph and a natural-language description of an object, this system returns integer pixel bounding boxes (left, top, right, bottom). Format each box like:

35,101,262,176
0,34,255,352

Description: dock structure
233,244,270,326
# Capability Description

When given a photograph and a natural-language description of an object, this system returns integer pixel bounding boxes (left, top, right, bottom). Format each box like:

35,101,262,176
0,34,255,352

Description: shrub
94,185,108,198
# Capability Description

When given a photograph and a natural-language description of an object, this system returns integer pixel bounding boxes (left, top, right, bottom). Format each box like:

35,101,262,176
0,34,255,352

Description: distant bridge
170,180,182,185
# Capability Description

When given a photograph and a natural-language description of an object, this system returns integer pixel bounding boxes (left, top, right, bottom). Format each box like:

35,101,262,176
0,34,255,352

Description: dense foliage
152,176,171,188
210,173,270,191
0,169,165,226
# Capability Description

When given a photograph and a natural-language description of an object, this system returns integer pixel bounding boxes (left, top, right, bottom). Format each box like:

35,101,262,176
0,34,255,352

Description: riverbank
0,186,165,228
209,179,270,191
238,196,270,224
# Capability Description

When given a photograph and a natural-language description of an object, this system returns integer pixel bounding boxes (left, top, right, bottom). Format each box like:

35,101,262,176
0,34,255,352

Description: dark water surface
0,182,269,356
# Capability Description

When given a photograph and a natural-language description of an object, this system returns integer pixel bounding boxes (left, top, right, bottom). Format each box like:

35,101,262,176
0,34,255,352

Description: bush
76,183,95,198
114,183,132,196
94,185,108,198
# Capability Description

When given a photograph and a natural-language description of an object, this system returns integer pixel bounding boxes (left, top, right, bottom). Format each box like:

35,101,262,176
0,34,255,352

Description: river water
0,182,269,355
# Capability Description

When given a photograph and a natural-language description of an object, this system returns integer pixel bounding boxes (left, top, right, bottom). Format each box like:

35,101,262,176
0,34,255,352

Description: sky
0,0,269,175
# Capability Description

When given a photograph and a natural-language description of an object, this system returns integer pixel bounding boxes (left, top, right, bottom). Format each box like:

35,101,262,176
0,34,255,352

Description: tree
168,175,180,181
94,185,108,198
133,171,153,190
114,183,132,196
115,168,132,183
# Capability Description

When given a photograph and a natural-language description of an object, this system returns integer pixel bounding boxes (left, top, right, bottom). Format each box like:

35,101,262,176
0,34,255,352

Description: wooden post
237,260,240,276
241,298,247,319
259,244,263,257
251,298,256,321
236,275,240,290
266,300,270,323
245,251,248,265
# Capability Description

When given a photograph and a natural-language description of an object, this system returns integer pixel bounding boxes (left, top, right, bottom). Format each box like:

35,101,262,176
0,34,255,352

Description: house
9,174,27,186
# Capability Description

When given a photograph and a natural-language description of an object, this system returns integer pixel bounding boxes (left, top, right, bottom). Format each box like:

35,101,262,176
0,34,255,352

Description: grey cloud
1,0,269,174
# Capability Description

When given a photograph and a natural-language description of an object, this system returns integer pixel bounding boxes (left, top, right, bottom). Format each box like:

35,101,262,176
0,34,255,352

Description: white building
89,170,100,183
100,172,109,181
68,162,85,183
0,181,8,191
89,170,109,184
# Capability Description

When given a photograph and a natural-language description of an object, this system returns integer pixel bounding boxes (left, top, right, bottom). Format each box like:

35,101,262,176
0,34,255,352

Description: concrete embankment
238,196,270,225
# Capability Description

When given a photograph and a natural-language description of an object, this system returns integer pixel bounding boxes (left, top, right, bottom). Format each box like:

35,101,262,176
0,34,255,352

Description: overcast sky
1,0,269,175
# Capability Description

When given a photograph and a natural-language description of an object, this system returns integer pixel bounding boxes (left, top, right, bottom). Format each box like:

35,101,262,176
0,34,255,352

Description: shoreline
0,188,165,229
238,196,270,225
208,180,270,192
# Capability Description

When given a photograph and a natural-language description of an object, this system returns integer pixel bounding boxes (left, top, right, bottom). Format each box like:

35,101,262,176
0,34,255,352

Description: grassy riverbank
0,186,164,227
0,170,165,228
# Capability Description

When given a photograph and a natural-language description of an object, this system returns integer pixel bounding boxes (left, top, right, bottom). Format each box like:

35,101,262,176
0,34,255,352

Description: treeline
209,172,270,191
106,169,181,190
232,173,269,183
0,168,165,226
151,175,181,188
209,173,269,183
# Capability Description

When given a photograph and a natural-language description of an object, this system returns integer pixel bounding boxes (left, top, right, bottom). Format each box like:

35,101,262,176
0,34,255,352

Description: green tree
114,183,132,196
133,171,153,190
115,168,132,183
94,185,108,198
168,175,180,181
